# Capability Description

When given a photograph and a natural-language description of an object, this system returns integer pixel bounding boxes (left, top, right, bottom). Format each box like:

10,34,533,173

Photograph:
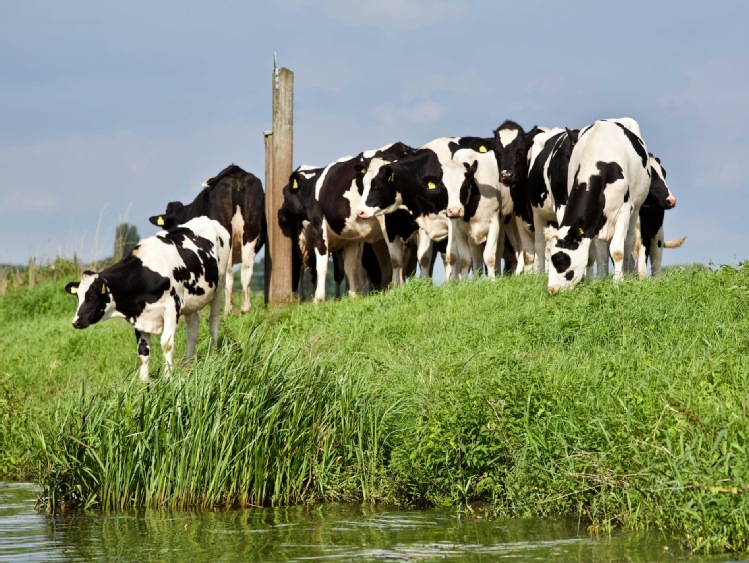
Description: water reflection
1,482,747,562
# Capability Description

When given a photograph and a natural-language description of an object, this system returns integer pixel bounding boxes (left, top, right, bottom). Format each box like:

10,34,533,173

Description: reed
3,262,749,554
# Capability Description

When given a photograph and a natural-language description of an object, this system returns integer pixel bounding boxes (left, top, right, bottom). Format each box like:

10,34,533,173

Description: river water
1,482,746,562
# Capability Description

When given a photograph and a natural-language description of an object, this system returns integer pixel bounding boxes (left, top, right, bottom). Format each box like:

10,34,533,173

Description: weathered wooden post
264,58,294,305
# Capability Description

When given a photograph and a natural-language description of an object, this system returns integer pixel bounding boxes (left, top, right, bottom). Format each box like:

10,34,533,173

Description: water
1,482,747,562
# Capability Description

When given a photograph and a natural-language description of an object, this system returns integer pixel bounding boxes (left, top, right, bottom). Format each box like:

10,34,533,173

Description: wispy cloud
657,57,749,139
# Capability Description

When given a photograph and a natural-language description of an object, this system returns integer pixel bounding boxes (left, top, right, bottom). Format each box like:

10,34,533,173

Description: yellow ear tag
101,284,107,295
479,145,488,153
292,179,298,189
577,227,584,236
69,286,78,295
361,167,367,175
427,181,436,190
388,172,395,182
157,216,165,226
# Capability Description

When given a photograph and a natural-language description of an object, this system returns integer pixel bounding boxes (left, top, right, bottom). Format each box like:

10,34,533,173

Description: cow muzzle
500,171,517,185
447,207,464,218
356,209,372,219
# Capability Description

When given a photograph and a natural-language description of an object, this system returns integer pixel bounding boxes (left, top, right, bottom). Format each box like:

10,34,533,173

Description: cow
64,217,231,381
490,120,539,273
593,153,679,279
526,127,580,272
358,127,539,280
636,155,680,278
288,142,416,301
149,164,265,313
545,118,652,293
356,145,475,280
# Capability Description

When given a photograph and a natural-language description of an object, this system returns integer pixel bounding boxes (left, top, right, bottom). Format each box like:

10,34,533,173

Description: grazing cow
526,127,580,272
149,164,265,313
546,118,652,293
65,217,230,381
292,142,415,301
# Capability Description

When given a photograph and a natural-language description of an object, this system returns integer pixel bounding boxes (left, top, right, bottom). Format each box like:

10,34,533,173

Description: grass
2,263,749,554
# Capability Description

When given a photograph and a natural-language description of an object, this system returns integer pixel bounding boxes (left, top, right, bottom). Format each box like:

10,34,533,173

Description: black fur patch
551,251,571,273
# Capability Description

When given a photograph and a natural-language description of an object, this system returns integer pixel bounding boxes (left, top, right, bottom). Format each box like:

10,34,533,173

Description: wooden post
264,64,294,305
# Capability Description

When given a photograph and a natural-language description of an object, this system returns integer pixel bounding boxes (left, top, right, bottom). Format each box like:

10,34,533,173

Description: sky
1,0,747,268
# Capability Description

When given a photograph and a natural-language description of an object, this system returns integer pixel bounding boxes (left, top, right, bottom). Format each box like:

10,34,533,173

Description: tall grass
3,263,749,554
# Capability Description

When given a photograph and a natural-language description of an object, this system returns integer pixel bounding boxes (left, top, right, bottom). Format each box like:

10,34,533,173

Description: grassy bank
2,265,749,554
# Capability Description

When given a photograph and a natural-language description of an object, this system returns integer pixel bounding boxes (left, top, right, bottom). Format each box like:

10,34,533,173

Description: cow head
545,220,592,294
360,162,400,217
149,201,186,229
445,160,479,218
645,155,676,209
491,120,529,187
64,271,115,329
357,158,395,218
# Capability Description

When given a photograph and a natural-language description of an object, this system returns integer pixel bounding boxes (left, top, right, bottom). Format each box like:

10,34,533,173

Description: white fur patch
499,128,519,147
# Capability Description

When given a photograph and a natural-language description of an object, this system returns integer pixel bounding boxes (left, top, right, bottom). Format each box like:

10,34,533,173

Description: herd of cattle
64,116,683,379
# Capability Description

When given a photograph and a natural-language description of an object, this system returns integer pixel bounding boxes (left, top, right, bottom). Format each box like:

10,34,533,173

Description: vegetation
1,262,748,555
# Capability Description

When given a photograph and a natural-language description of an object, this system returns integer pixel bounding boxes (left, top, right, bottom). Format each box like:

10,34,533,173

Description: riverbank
2,265,748,554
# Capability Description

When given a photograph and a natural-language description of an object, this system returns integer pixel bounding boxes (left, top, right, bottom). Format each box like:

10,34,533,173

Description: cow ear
423,176,439,190
381,165,395,183
468,138,490,153
465,160,479,176
566,128,579,146
569,217,585,239
64,281,79,295
149,215,166,226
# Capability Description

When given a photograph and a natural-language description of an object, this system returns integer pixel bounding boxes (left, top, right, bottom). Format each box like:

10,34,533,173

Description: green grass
2,264,749,554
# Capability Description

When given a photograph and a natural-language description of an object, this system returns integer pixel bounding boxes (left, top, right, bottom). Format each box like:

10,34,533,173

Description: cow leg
532,210,548,273
444,220,460,281
342,241,363,296
470,240,484,278
160,314,178,379
224,261,234,314
416,230,434,279
240,240,257,312
483,216,501,279
184,312,200,362
595,240,610,278
314,247,329,302
456,229,472,280
649,226,665,277
376,215,403,286
516,217,535,274
609,210,635,282
503,215,524,276
135,330,152,382
208,278,224,349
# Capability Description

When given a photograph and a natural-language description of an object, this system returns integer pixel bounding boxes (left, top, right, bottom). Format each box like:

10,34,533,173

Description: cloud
373,100,444,129
283,0,467,29
657,58,749,139
0,120,268,264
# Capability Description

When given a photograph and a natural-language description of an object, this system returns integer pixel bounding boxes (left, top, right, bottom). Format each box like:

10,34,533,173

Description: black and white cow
545,118,652,293
149,164,265,313
635,154,679,278
277,165,328,298
526,127,580,272
295,142,415,301
356,145,472,279
490,120,539,273
65,217,231,381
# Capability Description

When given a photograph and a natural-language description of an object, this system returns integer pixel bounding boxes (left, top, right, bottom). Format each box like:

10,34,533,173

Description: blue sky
1,0,747,267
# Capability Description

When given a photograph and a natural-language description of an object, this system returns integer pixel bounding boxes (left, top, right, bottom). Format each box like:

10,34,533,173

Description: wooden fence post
264,62,294,305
